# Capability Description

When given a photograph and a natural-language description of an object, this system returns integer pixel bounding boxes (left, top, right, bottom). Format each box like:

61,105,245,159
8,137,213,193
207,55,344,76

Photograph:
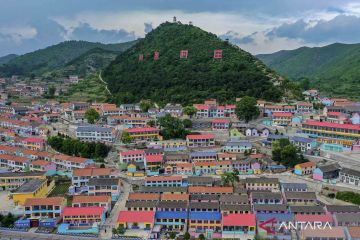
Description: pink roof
222,213,256,226
272,112,293,117
125,127,158,133
327,112,342,116
25,137,44,143
216,106,225,110
295,214,333,223
303,120,360,131
225,105,236,109
63,207,104,216
212,119,230,124
117,211,155,223
187,134,215,140
145,155,163,163
194,104,209,110
120,150,145,156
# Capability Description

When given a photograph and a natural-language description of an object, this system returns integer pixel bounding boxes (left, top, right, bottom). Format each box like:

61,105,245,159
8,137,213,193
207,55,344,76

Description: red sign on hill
180,50,188,59
154,51,160,60
214,49,223,59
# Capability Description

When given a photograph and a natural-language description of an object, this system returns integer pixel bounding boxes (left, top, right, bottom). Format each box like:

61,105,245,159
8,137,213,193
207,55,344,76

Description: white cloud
0,26,37,43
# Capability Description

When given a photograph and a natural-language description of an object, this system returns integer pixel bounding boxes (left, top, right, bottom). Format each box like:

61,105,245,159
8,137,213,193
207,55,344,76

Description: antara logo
259,218,332,234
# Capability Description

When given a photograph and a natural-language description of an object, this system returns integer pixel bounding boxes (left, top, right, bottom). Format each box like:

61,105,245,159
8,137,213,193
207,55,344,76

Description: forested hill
257,43,360,99
103,22,284,105
0,40,137,77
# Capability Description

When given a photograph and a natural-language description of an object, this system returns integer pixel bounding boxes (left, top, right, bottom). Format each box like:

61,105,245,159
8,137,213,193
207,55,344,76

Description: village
0,74,358,240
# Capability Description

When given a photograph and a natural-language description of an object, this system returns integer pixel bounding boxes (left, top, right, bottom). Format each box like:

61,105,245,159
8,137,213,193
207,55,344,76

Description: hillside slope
0,40,137,77
0,54,18,65
257,43,360,98
103,22,282,105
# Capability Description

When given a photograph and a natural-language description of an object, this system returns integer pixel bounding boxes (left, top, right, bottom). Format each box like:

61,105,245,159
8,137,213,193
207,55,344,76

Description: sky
1,0,360,56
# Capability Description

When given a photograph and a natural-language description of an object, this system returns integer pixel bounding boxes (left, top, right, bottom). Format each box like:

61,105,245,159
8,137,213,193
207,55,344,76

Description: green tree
169,232,177,239
183,106,197,117
235,96,260,123
148,120,156,127
198,234,205,240
183,119,192,128
221,170,239,187
112,228,118,237
85,108,100,124
183,232,191,240
158,114,189,140
48,85,56,98
139,100,153,112
121,131,132,144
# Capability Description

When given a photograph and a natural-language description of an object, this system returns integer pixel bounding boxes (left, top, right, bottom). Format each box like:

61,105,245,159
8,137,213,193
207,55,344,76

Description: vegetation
272,138,308,168
48,179,71,197
0,213,18,228
0,40,137,77
221,170,240,187
257,43,360,100
47,135,111,161
104,22,283,105
336,191,360,205
157,114,190,140
183,106,197,117
139,100,154,112
85,108,100,124
121,131,132,144
235,96,260,123
0,54,17,65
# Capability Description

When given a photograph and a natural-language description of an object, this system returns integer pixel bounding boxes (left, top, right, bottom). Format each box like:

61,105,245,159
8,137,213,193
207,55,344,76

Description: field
48,180,71,197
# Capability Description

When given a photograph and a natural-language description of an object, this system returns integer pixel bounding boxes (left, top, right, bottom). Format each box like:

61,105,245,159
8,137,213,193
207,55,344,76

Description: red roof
216,106,225,110
295,214,333,223
186,134,215,140
120,150,145,156
212,119,230,124
63,207,104,216
327,112,342,116
225,105,236,109
272,112,293,117
145,155,163,163
303,120,360,130
117,211,155,223
125,127,159,133
194,104,209,110
25,137,44,143
222,213,256,226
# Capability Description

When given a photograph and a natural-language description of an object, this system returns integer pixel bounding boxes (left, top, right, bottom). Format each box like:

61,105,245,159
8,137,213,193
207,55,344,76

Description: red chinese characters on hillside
180,50,188,59
154,51,160,60
214,49,223,59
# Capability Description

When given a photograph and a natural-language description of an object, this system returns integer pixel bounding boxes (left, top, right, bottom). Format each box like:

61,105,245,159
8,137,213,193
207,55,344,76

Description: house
24,197,66,223
326,205,360,214
253,204,288,214
245,177,280,191
290,205,325,215
284,191,317,205
145,155,163,175
211,119,230,130
298,227,346,240
295,214,334,228
188,186,233,195
126,162,145,177
221,204,251,214
245,126,270,137
125,200,157,211
191,119,212,130
297,102,313,113
222,139,253,153
186,134,215,148
144,176,184,187
218,153,237,161
262,134,289,147
189,201,219,212
87,178,122,201
215,160,233,175
250,192,283,204
221,213,256,239
335,213,360,227
194,161,217,175
161,193,189,202
117,211,155,229
294,162,316,175
164,153,190,165
272,112,293,126
190,194,219,203
76,125,115,143
346,226,360,240
0,171,46,191
256,213,294,239
290,136,317,153
128,192,160,202
22,137,45,151
29,160,56,173
281,183,308,192
139,186,187,194
191,151,217,162
11,179,49,206
339,168,360,187
188,212,222,238
232,159,252,174
124,127,162,142
0,154,31,170
62,207,105,226
219,195,249,205
187,176,214,187
119,150,145,164
53,154,94,170
72,195,112,213
175,163,193,175
155,210,188,231
313,163,341,184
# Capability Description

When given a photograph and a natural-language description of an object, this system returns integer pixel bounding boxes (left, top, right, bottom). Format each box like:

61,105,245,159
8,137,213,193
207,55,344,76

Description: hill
0,40,137,77
0,54,18,65
257,43,360,99
103,22,283,105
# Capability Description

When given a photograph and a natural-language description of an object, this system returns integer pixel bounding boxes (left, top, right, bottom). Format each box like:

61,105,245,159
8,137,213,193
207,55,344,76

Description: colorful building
124,127,162,141
62,207,105,226
188,212,222,238
272,112,293,126
87,178,122,201
0,171,46,191
117,210,155,229
186,134,215,148
11,179,49,206
24,197,66,225
72,195,112,213
222,213,256,239
294,162,316,175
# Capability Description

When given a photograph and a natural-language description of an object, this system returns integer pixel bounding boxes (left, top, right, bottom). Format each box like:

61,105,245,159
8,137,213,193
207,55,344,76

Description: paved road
98,71,111,96
0,231,95,240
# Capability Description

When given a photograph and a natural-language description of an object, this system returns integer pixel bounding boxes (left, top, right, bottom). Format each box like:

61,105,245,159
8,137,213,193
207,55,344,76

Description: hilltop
103,22,283,105
0,40,137,77
257,43,360,99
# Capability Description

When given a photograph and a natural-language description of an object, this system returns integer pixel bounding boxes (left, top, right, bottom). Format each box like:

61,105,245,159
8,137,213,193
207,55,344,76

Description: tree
169,232,177,239
221,171,239,187
183,232,191,240
158,114,189,140
85,108,100,124
235,96,260,123
139,100,153,112
121,131,132,144
117,228,125,235
148,120,156,127
183,119,192,128
198,234,205,240
112,228,118,237
183,106,197,118
48,85,56,98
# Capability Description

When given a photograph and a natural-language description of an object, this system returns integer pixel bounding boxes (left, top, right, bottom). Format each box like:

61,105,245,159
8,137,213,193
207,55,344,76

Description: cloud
69,22,137,43
144,22,153,34
219,31,255,44
267,14,360,43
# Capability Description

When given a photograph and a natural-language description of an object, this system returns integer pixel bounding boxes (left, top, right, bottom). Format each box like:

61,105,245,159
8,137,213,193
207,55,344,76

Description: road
98,71,111,96
0,231,96,240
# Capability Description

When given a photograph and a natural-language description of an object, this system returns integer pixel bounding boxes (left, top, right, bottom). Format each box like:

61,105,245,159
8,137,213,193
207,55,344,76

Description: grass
48,181,71,197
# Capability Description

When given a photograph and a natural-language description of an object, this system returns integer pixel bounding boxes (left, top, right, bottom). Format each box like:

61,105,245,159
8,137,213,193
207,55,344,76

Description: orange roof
194,161,217,167
72,195,111,204
175,163,193,168
161,193,189,201
217,153,237,158
296,161,316,168
348,227,360,238
188,186,233,194
68,156,88,164
24,197,65,206
216,160,232,165
54,154,71,161
22,149,38,155
72,167,113,177
31,160,52,166
0,145,20,153
128,193,160,201
36,151,53,158
145,176,183,182
0,154,29,163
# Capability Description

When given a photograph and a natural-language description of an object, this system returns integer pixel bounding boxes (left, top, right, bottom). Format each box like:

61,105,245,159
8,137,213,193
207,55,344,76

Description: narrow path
98,71,112,96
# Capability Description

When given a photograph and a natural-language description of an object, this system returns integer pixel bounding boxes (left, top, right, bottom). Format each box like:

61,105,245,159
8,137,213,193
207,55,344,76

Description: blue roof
291,136,314,143
190,151,217,157
256,213,294,222
77,125,112,132
155,211,188,219
189,211,221,221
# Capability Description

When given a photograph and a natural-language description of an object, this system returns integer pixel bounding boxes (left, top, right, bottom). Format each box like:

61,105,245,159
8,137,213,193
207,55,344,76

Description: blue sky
1,0,360,56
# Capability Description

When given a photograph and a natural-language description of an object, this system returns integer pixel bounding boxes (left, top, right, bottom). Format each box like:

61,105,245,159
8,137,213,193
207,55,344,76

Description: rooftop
13,179,46,193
